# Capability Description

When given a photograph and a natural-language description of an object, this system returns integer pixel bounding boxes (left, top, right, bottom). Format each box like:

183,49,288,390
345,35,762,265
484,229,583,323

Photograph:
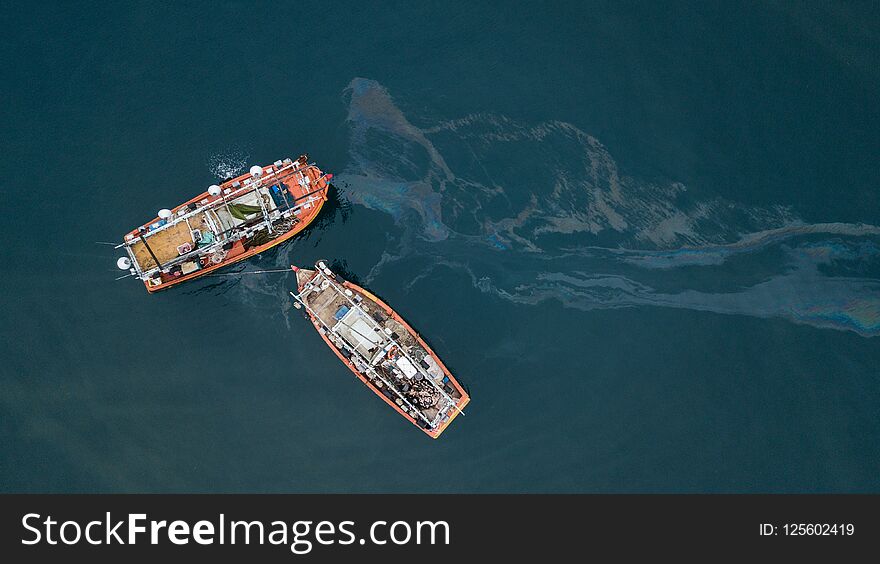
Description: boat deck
130,213,211,269
310,285,351,326
306,283,400,354
127,164,323,272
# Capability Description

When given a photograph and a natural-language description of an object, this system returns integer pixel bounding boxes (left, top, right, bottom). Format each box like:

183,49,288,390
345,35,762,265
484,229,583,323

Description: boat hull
296,267,469,438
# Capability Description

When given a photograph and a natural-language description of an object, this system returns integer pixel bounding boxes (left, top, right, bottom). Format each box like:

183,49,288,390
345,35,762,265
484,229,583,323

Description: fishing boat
290,261,469,438
116,155,331,292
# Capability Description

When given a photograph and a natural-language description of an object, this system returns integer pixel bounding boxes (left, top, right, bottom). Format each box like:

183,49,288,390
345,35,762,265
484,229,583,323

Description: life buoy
386,345,398,360
210,250,228,264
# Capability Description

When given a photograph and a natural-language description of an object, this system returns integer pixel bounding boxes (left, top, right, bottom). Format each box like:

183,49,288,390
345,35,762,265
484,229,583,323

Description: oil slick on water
334,78,880,337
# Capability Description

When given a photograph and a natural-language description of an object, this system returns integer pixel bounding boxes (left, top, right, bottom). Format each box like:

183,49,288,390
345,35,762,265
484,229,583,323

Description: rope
201,268,292,278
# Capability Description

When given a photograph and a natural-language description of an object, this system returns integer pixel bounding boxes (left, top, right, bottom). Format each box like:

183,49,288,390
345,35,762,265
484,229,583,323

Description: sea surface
1,1,879,492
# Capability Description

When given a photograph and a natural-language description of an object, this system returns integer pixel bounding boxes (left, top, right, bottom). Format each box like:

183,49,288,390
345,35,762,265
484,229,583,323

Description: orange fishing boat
290,261,469,438
116,155,331,292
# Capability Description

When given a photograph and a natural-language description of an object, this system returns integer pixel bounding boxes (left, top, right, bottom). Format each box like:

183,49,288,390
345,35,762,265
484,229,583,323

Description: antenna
158,209,173,220
208,184,222,196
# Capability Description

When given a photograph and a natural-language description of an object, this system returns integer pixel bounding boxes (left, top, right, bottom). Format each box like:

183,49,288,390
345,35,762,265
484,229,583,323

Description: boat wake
207,148,250,180
334,78,880,337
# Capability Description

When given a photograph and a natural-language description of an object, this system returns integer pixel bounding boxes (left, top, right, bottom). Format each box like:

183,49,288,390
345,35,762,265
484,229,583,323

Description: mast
138,232,162,269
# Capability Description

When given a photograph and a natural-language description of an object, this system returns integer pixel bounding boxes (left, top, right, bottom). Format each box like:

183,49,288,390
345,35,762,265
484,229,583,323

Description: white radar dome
158,209,173,220
250,165,263,177
116,257,132,270
208,184,222,196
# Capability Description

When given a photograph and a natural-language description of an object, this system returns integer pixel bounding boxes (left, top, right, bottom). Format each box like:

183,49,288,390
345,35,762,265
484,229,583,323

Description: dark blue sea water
2,2,879,492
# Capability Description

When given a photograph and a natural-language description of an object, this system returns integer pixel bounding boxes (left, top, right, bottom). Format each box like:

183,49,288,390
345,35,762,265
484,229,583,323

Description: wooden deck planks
131,213,208,268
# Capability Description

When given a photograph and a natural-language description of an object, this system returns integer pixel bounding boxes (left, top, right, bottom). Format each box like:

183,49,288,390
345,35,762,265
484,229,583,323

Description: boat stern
427,394,470,439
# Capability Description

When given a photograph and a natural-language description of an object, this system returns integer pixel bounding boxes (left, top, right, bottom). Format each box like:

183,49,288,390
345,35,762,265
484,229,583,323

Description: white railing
118,161,304,249
135,195,321,279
